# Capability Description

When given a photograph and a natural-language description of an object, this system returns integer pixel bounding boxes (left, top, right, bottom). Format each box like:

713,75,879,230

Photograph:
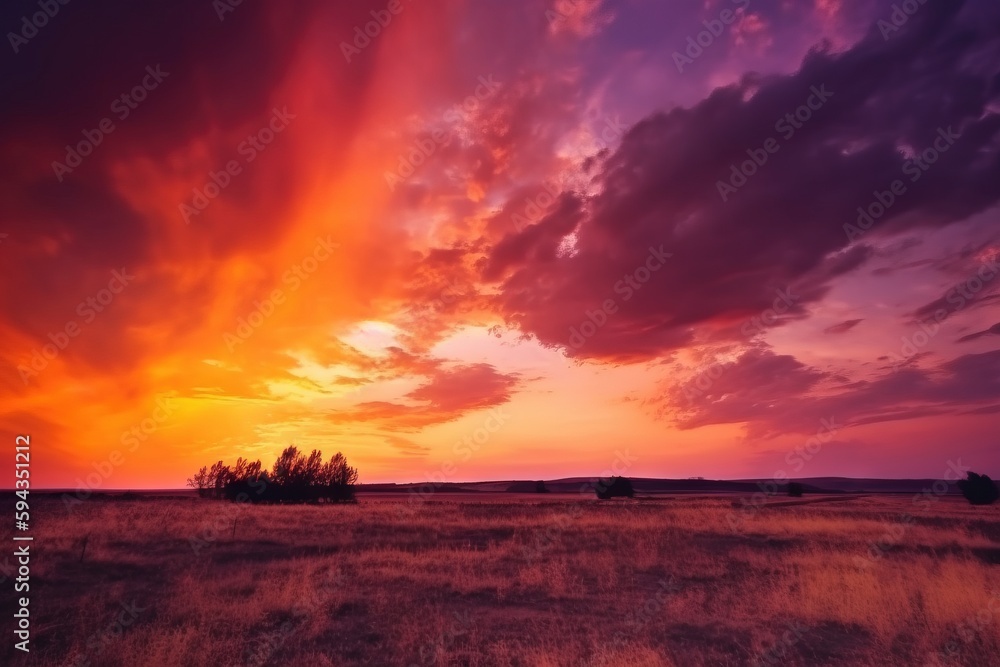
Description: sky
1,0,999,489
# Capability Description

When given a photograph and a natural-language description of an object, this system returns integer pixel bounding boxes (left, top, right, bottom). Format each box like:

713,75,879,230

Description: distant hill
527,477,833,494
750,477,963,494
355,476,962,496
15,477,962,497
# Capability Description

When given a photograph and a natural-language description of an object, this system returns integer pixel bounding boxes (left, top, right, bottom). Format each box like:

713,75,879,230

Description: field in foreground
5,494,1000,666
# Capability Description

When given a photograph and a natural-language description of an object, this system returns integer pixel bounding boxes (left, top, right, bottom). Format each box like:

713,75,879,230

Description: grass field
6,494,1000,666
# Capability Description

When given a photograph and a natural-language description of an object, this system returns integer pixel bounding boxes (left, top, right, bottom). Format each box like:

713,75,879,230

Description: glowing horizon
2,0,999,491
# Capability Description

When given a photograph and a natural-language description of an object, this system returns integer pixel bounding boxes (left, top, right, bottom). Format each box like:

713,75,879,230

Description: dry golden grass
5,494,1000,666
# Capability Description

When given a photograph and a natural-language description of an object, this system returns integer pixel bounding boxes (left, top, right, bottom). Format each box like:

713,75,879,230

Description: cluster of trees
959,472,999,506
188,446,358,503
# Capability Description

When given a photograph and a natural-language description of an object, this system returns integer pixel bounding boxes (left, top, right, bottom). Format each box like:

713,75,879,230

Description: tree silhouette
187,466,211,498
209,460,229,499
222,457,267,502
190,446,357,503
957,472,999,505
271,446,304,486
320,452,358,501
595,476,634,499
787,482,804,498
187,464,228,498
303,449,323,486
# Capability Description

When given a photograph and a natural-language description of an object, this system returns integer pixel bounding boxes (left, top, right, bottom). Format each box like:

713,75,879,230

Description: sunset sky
2,0,999,489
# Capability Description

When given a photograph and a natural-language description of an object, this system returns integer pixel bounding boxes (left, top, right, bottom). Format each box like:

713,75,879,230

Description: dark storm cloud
957,322,1000,342
667,348,1000,438
910,249,1000,325
487,0,1000,362
0,0,389,373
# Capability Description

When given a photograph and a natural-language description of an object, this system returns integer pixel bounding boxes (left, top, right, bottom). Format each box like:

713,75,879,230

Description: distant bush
595,476,634,499
188,446,358,503
958,472,999,506
535,480,550,493
787,482,804,498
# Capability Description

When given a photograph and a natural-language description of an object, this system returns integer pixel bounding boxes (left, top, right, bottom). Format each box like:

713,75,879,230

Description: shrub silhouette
957,472,999,506
787,482,804,497
188,446,358,503
187,461,233,498
595,476,634,499
188,466,211,498
535,480,550,493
